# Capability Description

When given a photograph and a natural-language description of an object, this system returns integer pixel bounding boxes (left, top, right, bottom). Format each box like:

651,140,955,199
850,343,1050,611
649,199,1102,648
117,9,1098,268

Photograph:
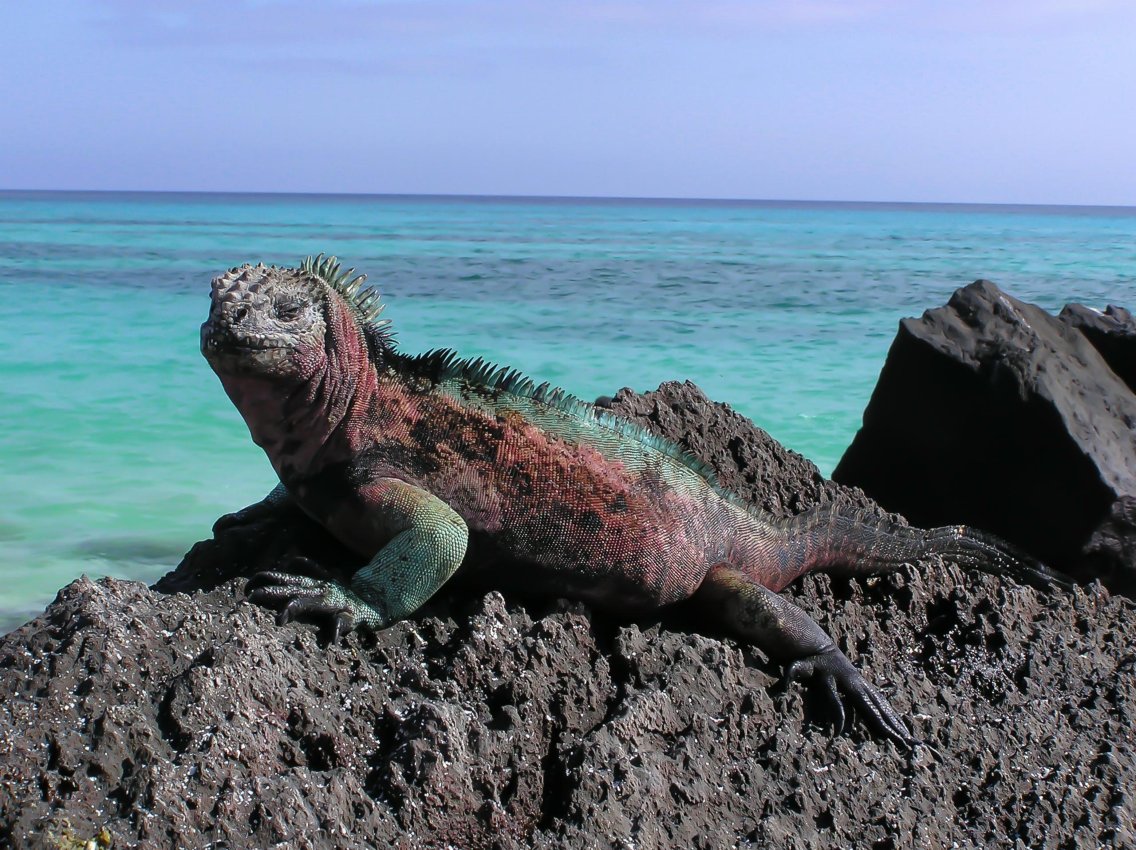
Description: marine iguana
201,255,1069,746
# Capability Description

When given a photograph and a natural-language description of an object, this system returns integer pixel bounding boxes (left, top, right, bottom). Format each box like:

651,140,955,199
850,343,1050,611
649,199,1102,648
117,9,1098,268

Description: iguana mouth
200,323,294,376
202,330,288,352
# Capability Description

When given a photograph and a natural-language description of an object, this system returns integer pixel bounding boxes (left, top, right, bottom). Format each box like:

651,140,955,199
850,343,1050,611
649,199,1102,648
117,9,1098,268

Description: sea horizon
4,187,1134,215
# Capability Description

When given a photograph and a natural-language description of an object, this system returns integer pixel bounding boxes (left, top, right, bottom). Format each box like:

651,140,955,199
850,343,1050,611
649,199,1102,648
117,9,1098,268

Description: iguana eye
275,298,304,321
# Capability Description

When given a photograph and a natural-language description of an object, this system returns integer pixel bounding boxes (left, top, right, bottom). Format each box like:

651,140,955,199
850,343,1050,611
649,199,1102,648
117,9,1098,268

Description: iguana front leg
695,564,913,746
246,478,469,641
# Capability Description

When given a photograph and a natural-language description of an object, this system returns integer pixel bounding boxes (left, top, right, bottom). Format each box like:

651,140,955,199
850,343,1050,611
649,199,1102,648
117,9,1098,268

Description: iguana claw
785,647,914,747
331,610,354,644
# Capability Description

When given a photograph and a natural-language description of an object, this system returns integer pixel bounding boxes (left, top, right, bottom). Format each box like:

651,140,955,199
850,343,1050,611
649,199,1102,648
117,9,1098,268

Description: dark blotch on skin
408,405,504,467
580,511,604,534
505,462,534,499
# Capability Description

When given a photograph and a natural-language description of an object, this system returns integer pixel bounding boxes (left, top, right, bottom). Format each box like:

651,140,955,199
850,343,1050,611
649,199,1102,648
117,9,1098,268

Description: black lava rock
833,281,1136,593
1060,303,1136,392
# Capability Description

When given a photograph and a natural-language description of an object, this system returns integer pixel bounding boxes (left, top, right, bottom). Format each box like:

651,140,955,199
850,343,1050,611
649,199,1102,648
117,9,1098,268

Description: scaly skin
201,255,1070,746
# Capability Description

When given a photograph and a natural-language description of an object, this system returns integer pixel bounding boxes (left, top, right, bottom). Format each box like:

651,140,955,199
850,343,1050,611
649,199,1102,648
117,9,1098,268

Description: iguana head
201,255,390,381
202,255,393,467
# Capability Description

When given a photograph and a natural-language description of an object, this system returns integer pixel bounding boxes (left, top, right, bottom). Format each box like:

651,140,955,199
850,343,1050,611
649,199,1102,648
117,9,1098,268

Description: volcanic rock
833,281,1136,593
1060,303,1136,392
2,381,1134,849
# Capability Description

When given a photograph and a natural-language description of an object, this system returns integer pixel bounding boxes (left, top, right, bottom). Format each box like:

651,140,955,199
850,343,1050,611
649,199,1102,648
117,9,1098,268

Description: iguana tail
755,506,1074,592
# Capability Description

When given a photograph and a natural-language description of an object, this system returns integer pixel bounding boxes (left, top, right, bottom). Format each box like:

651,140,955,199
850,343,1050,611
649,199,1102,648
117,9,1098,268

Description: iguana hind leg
247,478,468,641
694,563,913,746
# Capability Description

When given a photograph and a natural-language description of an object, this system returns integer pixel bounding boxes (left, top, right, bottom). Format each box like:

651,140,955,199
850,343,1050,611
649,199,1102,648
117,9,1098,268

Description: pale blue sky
3,0,1134,204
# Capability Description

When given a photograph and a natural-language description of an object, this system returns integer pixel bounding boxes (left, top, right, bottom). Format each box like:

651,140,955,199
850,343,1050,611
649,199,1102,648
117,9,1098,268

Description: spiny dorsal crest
300,254,393,332
423,350,737,504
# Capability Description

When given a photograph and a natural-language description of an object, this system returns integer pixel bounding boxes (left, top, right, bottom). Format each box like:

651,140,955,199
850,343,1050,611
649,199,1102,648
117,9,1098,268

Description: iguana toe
212,483,291,534
278,595,342,625
247,572,344,628
246,570,324,595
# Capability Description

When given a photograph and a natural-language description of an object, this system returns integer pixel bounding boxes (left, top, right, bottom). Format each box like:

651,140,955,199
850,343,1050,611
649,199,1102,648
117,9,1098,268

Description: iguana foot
213,502,274,534
213,484,291,534
246,571,359,643
696,566,915,747
785,646,914,747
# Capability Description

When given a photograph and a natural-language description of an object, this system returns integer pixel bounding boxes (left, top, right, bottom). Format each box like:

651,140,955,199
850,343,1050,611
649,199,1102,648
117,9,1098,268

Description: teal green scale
346,480,468,627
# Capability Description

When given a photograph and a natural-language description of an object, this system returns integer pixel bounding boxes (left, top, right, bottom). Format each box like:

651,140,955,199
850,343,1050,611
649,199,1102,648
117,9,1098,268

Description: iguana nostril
233,305,248,323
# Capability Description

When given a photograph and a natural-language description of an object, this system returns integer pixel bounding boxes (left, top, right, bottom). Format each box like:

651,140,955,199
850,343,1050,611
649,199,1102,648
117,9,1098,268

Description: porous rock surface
833,281,1136,594
2,382,1134,849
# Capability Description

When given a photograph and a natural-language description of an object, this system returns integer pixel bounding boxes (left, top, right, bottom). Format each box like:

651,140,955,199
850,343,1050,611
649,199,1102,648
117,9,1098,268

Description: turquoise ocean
1,191,1133,631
